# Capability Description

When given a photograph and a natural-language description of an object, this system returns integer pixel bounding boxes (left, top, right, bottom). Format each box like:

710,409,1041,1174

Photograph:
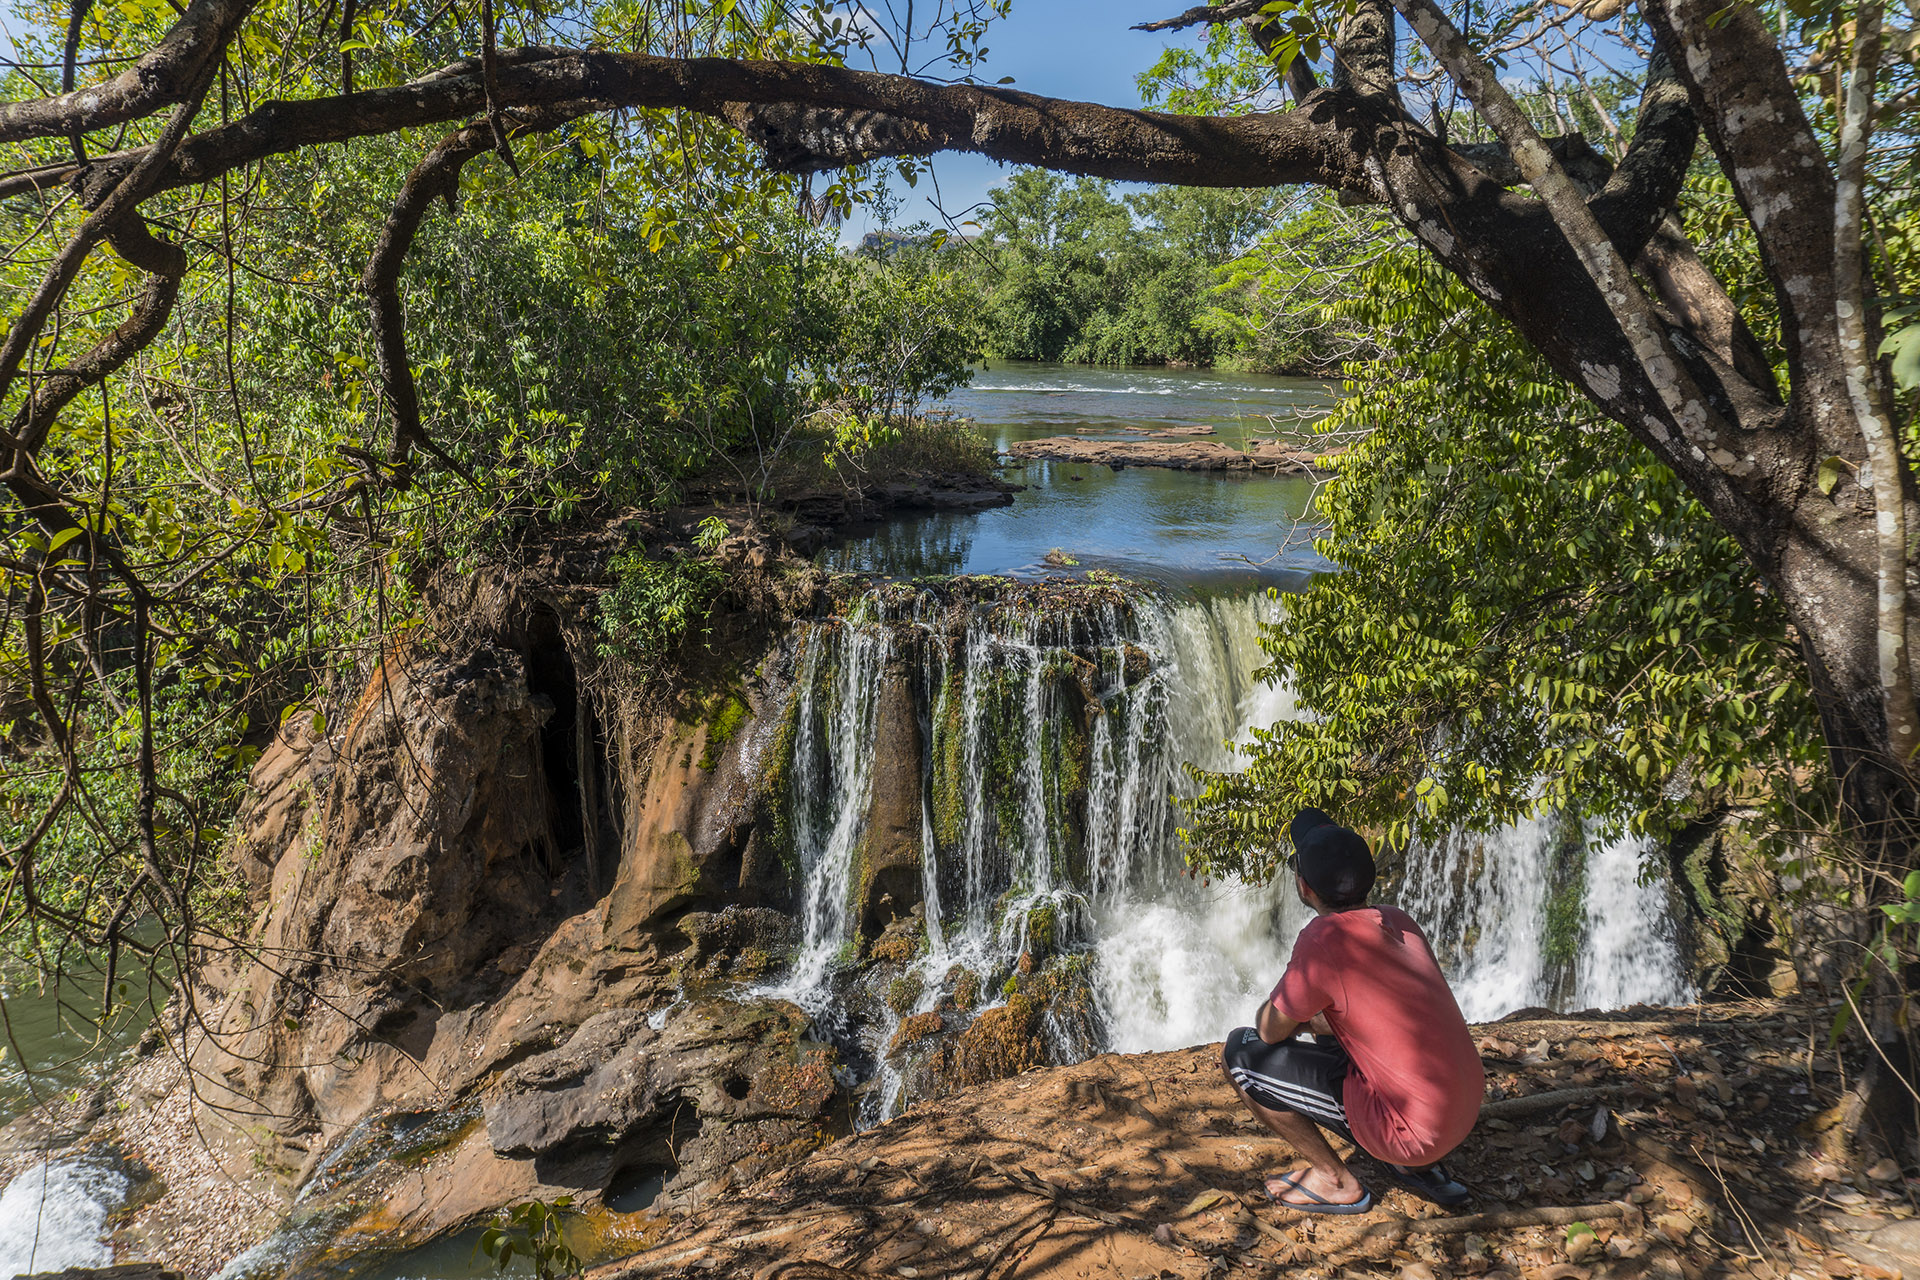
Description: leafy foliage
940,170,1319,371
481,1196,583,1280
1182,249,1825,876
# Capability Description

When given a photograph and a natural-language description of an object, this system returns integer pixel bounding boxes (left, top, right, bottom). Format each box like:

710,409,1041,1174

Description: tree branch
0,0,255,143
10,217,186,454
60,53,1371,207
1389,0,1737,464
1833,0,1917,762
362,103,599,481
1133,0,1270,34
361,127,489,485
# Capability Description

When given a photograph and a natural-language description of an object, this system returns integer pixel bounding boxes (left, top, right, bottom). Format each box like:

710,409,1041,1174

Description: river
821,361,1340,587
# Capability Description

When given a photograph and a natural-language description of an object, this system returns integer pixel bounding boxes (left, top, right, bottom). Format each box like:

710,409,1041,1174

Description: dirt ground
588,999,1920,1280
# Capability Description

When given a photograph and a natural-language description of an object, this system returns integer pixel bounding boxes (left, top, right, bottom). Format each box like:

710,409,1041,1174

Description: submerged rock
1006,435,1337,472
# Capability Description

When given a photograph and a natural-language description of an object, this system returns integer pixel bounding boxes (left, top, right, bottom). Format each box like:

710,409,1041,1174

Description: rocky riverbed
1004,436,1338,473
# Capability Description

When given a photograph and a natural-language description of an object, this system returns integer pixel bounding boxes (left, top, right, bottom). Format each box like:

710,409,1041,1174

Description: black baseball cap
1288,807,1376,907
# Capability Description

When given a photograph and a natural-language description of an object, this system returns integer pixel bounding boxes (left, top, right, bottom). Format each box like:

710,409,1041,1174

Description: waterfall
764,615,894,1008
0,1161,124,1274
1578,832,1692,1009
760,582,1694,1119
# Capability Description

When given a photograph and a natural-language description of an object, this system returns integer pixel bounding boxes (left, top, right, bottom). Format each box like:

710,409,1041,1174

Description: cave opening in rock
604,1162,670,1214
522,610,619,899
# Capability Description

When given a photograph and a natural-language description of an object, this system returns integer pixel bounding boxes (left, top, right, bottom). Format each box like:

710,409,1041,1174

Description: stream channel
0,360,1694,1276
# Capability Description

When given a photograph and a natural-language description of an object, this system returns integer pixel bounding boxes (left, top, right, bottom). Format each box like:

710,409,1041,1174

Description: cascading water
760,581,1693,1121
0,1160,125,1274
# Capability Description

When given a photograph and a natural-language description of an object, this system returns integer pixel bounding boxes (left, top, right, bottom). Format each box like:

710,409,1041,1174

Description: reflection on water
824,361,1341,586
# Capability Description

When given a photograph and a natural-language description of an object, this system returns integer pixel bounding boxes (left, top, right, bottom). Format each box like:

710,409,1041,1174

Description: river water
821,361,1340,588
0,360,1692,1272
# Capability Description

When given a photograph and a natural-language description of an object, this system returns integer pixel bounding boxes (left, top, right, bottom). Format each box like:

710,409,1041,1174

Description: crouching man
1223,808,1485,1214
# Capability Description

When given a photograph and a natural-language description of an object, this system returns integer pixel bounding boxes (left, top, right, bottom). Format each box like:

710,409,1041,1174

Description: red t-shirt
1269,905,1485,1166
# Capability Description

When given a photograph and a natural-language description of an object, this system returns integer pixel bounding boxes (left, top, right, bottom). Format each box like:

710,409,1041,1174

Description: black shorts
1222,1025,1355,1142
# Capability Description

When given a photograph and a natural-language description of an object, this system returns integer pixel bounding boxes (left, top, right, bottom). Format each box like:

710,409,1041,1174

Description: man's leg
1220,1039,1366,1208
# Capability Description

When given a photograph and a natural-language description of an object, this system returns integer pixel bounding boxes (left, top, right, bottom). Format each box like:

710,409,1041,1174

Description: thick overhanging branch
55,53,1371,206
0,0,257,143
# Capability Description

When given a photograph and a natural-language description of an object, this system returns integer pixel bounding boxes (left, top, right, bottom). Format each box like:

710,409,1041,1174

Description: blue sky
838,2,1216,242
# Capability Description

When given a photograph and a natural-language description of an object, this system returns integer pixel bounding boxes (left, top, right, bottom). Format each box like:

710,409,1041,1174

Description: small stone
1654,1212,1695,1241
1868,1158,1902,1182
1575,1160,1596,1182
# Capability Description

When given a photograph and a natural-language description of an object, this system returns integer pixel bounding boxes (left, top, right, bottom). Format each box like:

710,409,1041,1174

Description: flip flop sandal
1384,1162,1473,1207
1265,1170,1375,1215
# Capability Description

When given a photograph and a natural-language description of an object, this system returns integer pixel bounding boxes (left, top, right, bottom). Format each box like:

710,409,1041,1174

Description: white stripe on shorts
1232,1068,1347,1125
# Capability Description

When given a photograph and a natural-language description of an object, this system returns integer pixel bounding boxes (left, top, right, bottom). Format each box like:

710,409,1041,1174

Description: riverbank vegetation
0,2,987,979
881,170,1375,374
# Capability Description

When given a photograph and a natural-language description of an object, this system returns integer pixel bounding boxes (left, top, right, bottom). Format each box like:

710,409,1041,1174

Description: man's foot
1265,1167,1373,1214
1385,1161,1472,1207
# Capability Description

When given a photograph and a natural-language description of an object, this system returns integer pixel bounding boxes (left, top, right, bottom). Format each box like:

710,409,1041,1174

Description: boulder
483,998,836,1201
858,660,926,936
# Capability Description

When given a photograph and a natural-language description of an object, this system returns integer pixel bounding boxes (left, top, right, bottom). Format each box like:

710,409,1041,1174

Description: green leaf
1817,456,1848,496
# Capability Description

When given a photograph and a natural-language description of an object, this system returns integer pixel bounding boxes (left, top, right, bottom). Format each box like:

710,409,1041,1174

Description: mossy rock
887,973,924,1015
868,926,919,968
696,692,751,771
949,968,981,1013
888,1011,946,1057
950,994,1045,1086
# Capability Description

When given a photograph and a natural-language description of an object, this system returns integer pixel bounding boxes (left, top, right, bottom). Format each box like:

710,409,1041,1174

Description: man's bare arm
1256,1001,1336,1044
1255,1001,1302,1044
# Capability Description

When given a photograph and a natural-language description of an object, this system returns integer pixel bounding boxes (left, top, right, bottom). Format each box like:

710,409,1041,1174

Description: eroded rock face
485,998,835,1207
175,616,846,1266
196,643,571,1153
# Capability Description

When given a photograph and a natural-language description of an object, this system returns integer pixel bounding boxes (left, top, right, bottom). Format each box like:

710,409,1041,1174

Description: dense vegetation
888,170,1368,373
0,0,985,975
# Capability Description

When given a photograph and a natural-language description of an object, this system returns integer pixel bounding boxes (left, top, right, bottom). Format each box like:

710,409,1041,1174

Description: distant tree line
866,169,1374,375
